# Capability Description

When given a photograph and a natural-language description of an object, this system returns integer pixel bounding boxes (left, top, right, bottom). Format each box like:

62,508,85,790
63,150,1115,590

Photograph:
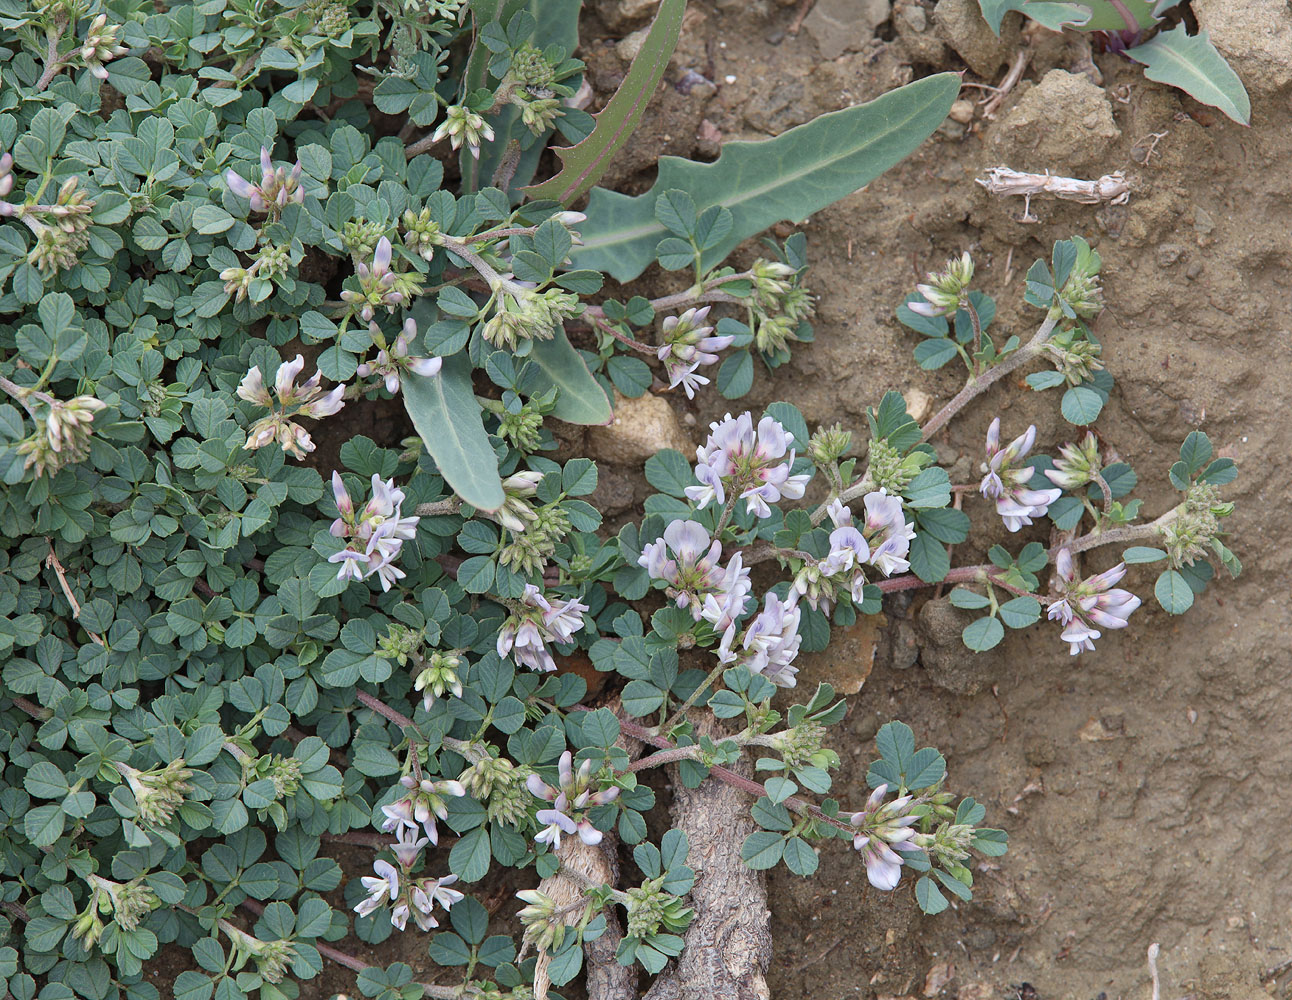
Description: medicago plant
0,0,1241,997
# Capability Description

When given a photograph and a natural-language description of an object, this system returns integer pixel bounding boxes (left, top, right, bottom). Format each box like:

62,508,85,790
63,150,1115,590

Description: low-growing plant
978,0,1250,124
0,1,1242,999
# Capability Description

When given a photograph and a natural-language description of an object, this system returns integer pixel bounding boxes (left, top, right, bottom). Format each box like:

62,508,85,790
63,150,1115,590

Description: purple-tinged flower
906,251,973,319
861,489,916,576
741,592,802,688
1044,432,1101,491
1046,548,1142,656
980,418,1062,532
497,585,590,672
225,147,307,219
239,353,347,459
381,774,467,845
341,237,424,322
329,473,420,590
656,307,734,399
407,873,463,931
639,519,752,622
849,783,921,890
686,412,812,517
357,318,443,394
526,751,618,850
391,825,429,868
354,859,400,918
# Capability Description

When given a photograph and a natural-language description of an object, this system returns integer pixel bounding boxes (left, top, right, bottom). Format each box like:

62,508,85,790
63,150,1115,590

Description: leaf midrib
578,78,953,253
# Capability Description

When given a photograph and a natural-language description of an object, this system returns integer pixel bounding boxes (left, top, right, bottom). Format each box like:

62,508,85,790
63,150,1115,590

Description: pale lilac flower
381,774,467,845
239,353,347,459
329,473,421,590
861,490,916,576
656,307,735,399
639,519,752,622
1046,548,1142,656
686,412,812,517
796,493,914,613
357,318,443,394
849,784,921,891
534,795,578,850
497,585,589,672
408,874,464,930
741,592,802,688
979,418,1062,532
341,237,411,322
527,751,618,849
487,470,543,534
391,825,429,868
225,146,306,218
422,874,463,912
354,859,400,918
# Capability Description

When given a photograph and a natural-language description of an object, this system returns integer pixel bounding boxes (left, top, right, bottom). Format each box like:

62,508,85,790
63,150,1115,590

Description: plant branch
35,26,67,92
921,311,1059,440
609,713,855,836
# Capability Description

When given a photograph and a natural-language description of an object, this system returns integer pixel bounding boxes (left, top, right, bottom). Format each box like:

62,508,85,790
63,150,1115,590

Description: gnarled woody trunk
642,715,771,1000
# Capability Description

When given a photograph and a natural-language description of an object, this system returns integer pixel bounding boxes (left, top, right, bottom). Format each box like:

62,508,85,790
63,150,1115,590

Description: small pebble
948,99,975,124
724,74,737,84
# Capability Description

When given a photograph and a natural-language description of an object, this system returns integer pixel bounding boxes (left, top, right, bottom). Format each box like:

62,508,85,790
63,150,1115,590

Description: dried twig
45,540,103,645
788,0,816,35
981,49,1030,119
1148,943,1161,1000
977,167,1131,222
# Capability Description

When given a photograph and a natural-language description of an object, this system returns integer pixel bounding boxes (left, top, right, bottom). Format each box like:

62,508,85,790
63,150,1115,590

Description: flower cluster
656,307,734,398
482,281,581,351
238,354,347,459
225,148,307,219
906,251,973,319
14,392,106,478
1046,548,1141,655
979,418,1062,531
432,104,495,159
749,258,816,356
1044,432,1101,491
354,852,464,931
382,773,467,846
687,413,811,517
341,237,425,322
115,759,193,829
327,473,421,589
459,754,532,826
849,783,922,890
793,493,915,613
639,519,751,624
738,591,802,687
413,650,465,704
80,14,130,79
357,318,443,393
526,750,619,850
496,584,588,672
1,172,95,273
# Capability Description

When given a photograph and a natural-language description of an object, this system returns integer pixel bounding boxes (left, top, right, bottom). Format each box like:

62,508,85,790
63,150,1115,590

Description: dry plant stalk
977,167,1131,222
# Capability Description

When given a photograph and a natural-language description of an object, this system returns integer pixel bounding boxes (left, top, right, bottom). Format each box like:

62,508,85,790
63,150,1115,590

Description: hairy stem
922,311,1060,440
35,26,66,92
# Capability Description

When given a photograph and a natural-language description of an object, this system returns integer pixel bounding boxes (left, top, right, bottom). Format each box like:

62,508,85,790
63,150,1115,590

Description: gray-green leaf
402,356,504,512
572,73,960,282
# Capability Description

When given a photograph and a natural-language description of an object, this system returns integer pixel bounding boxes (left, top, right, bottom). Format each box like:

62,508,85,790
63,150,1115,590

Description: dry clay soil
567,1,1292,1000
